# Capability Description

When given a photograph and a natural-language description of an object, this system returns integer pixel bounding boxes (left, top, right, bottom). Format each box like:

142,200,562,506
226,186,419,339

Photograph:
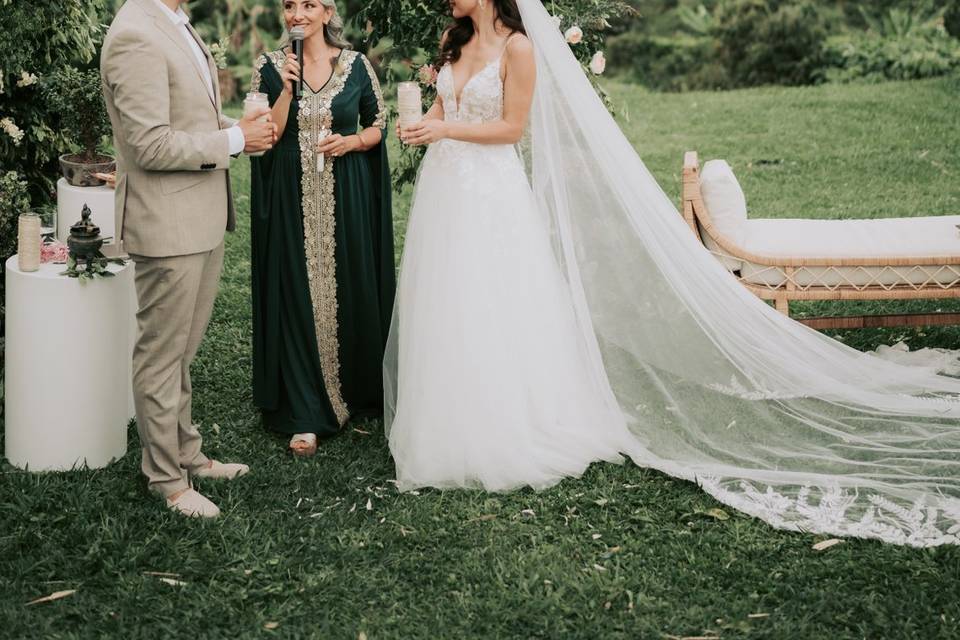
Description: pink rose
589,50,606,75
564,26,583,44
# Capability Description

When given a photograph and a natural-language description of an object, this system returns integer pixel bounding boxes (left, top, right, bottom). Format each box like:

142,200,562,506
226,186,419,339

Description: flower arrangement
208,37,231,70
40,240,69,264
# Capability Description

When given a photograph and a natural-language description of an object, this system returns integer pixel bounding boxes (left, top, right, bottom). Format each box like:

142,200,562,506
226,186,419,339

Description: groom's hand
239,107,278,154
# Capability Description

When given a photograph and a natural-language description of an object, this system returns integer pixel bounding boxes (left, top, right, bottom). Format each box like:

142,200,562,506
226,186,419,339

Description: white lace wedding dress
386,50,639,491
385,0,960,547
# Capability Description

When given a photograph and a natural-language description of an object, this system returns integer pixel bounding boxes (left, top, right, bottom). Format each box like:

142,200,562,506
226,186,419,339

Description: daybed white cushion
699,159,747,240
699,159,747,271
696,159,960,289
738,216,960,288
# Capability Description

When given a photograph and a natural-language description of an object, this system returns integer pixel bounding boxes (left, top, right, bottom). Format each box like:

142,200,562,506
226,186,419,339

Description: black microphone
290,26,305,99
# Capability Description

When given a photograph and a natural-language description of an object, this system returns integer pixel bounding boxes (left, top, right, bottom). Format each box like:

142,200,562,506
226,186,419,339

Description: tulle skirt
386,140,637,491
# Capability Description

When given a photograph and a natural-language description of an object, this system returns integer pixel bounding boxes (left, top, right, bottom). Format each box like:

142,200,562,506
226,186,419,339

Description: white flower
550,14,562,29
16,72,38,88
589,50,606,75
564,26,583,44
1,117,25,146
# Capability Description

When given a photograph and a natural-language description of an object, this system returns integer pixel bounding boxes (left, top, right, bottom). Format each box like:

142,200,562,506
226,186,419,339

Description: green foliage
0,171,31,392
43,67,113,162
947,2,960,39
0,0,105,206
712,0,828,88
858,3,945,39
607,32,728,90
0,172,29,269
609,1,960,91
823,5,960,82
358,0,636,187
675,3,715,36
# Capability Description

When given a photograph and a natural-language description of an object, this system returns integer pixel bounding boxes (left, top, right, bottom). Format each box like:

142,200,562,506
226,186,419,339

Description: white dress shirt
152,0,245,155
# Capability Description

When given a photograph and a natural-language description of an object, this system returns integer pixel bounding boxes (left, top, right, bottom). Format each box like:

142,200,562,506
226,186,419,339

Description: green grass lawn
3,77,960,639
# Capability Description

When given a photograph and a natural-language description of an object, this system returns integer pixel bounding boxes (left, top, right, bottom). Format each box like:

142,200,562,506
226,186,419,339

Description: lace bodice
437,56,505,123
421,50,525,197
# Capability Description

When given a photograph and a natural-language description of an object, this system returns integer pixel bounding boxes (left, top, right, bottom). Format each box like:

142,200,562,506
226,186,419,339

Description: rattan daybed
681,151,960,330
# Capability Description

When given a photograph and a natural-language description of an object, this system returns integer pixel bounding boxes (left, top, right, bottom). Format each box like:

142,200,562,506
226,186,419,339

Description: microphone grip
293,38,304,99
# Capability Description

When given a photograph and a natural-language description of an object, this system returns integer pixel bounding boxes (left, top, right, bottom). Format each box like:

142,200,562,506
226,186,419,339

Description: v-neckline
449,55,502,113
295,47,343,95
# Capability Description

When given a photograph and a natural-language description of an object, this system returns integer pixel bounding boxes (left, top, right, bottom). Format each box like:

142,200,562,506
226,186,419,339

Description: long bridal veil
386,0,960,546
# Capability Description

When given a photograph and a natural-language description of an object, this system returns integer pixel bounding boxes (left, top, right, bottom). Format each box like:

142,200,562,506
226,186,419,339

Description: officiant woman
249,0,394,456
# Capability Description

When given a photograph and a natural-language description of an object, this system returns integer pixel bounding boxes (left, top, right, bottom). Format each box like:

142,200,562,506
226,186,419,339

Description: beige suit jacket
101,0,237,258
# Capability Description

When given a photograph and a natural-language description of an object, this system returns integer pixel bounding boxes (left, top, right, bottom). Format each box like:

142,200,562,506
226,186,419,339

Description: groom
101,0,276,517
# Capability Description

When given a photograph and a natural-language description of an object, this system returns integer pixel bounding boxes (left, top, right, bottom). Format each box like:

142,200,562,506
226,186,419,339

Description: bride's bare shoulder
505,32,533,56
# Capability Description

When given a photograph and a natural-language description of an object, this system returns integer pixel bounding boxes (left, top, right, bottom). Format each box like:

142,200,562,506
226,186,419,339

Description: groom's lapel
184,20,223,110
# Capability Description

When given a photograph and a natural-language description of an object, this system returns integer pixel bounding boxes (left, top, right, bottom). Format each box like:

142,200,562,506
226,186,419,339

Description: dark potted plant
44,66,115,187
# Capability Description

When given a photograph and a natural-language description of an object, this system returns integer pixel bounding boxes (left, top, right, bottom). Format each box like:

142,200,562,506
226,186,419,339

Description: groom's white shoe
166,489,221,519
193,460,250,480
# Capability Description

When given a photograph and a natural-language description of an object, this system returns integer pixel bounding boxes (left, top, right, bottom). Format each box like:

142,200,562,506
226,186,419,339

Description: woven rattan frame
682,151,960,329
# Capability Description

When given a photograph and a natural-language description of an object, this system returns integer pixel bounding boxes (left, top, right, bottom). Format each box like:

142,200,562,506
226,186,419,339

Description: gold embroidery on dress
359,54,387,129
296,49,358,427
253,50,286,93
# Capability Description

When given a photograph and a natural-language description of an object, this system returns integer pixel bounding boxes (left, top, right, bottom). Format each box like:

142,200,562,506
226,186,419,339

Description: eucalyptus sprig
61,252,126,281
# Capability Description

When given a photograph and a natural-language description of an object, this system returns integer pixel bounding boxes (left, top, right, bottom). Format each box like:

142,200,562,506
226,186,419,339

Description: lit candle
17,213,41,272
397,82,423,128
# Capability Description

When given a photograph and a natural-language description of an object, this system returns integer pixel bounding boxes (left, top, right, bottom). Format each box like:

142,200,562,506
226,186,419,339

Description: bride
385,0,960,547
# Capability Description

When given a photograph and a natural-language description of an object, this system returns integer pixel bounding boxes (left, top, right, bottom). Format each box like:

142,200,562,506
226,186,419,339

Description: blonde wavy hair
282,0,351,49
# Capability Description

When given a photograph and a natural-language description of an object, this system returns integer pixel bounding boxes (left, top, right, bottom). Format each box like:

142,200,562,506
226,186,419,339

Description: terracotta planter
58,153,116,188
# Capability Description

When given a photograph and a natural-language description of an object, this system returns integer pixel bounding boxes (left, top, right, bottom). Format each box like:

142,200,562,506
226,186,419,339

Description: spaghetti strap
501,31,524,53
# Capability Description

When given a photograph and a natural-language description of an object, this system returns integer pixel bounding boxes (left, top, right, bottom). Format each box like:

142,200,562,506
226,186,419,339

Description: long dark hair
439,0,526,66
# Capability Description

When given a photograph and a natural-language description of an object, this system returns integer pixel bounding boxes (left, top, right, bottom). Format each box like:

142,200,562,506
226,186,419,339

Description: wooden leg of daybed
799,312,960,331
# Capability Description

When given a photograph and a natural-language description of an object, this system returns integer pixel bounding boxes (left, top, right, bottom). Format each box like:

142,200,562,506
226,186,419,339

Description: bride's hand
402,120,447,146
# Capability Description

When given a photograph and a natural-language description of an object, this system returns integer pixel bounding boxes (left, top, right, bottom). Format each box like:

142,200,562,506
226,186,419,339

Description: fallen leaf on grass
365,498,373,511
591,533,602,540
467,514,497,523
349,503,357,513
747,613,770,619
704,508,729,521
264,622,280,630
594,498,609,506
142,571,181,578
25,590,76,606
353,428,370,435
520,509,536,518
812,538,843,551
158,578,187,587
592,564,607,572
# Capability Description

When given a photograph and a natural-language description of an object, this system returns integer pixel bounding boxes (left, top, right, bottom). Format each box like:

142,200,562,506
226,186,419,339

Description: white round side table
4,256,132,470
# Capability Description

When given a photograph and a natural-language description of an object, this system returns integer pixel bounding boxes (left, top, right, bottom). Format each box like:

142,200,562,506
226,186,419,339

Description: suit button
201,163,215,170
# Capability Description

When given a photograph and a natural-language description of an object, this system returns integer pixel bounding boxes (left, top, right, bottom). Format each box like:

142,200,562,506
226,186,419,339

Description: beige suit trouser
130,242,224,498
